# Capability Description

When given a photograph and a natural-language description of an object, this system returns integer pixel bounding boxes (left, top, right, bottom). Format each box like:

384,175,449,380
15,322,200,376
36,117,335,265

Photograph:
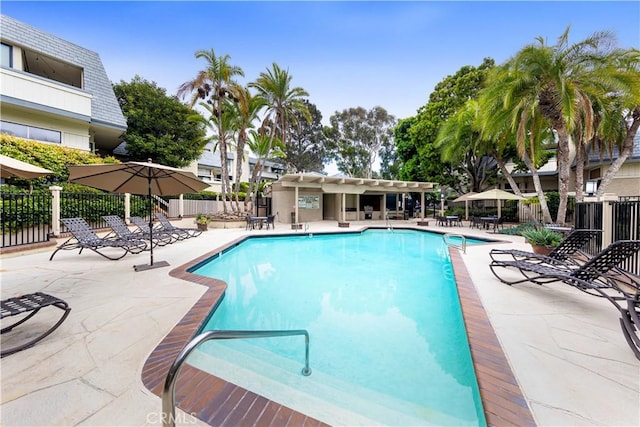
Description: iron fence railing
1,192,52,248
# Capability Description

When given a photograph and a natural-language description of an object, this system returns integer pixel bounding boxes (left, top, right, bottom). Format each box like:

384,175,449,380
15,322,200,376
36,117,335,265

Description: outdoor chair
129,216,178,244
154,213,202,239
265,215,275,230
489,239,640,298
50,218,147,261
103,215,172,247
1,292,71,357
470,216,482,229
491,239,640,360
245,215,258,231
489,229,601,266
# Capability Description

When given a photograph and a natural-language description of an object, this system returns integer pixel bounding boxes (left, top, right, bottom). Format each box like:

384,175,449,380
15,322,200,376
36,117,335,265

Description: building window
1,43,11,68
0,121,61,144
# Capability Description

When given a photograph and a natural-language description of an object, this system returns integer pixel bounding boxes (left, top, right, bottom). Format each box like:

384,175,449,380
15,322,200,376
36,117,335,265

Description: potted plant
521,227,563,255
195,213,212,231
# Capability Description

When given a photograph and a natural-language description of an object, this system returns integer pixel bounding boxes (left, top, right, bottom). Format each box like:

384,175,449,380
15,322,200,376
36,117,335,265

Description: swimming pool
188,229,487,426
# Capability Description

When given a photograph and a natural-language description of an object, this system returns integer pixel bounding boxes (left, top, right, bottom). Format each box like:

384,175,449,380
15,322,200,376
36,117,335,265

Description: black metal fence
611,200,640,274
1,192,155,248
576,200,639,274
1,192,52,248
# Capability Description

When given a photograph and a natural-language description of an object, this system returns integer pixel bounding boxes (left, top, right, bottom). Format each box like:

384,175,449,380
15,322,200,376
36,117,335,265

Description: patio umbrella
468,188,525,218
68,159,209,272
452,192,477,220
0,154,53,179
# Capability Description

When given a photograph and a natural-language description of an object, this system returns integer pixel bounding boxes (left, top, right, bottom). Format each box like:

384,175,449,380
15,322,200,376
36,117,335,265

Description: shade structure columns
420,192,425,219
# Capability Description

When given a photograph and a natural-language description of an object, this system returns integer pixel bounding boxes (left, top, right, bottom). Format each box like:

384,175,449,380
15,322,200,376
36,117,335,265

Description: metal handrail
162,329,312,427
443,233,466,254
385,211,394,232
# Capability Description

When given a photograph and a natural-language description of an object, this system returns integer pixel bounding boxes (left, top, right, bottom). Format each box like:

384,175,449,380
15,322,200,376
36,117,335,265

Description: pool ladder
161,329,312,427
443,233,466,254
385,212,394,232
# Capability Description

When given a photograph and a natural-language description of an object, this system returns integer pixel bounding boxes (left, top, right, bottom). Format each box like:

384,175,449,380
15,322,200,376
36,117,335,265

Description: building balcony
1,68,92,120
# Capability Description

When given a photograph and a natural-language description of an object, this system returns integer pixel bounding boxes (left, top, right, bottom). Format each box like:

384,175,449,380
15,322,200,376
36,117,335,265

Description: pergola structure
272,173,438,225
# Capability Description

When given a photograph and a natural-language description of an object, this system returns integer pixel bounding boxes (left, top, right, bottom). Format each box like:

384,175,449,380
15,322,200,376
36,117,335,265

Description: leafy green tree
285,100,328,173
178,49,244,212
327,106,396,178
113,76,207,168
249,63,310,203
403,58,495,188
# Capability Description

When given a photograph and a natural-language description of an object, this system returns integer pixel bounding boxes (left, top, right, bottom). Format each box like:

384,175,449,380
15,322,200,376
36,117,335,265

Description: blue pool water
189,229,487,426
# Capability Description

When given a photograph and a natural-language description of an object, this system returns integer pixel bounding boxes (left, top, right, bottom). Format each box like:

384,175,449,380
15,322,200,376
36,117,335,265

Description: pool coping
141,230,536,426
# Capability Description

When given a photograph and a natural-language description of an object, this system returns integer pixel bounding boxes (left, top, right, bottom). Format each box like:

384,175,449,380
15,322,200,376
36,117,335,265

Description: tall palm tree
249,63,310,203
481,27,623,224
178,48,244,213
228,86,265,212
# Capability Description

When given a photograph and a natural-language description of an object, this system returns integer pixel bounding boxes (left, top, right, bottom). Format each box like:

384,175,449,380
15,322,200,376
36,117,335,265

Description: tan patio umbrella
0,154,53,179
452,192,478,220
468,188,525,218
68,159,209,272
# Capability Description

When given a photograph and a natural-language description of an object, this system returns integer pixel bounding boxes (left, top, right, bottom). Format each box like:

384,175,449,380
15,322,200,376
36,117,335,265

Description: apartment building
0,14,126,154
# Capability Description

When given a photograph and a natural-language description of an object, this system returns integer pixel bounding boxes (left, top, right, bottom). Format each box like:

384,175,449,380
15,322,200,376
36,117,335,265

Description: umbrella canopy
68,160,210,271
452,192,478,220
0,154,53,179
468,188,525,217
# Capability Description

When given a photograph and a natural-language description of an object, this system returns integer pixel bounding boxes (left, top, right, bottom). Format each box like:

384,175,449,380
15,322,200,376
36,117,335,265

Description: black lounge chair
1,292,71,357
492,240,640,360
490,229,601,266
50,217,147,261
154,212,202,239
103,215,172,247
489,239,640,298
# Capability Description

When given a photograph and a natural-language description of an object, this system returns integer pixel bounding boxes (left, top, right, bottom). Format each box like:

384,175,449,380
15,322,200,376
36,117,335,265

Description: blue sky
3,1,639,124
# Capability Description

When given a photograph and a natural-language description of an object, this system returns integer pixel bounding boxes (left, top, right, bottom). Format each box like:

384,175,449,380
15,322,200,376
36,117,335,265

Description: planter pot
338,222,350,228
196,223,208,232
531,244,554,256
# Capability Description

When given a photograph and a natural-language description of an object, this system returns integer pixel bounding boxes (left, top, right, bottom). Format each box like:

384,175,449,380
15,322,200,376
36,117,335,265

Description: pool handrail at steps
443,233,466,254
162,329,312,427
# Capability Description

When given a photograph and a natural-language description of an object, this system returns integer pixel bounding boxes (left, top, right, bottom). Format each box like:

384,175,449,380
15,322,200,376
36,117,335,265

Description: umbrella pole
134,165,169,272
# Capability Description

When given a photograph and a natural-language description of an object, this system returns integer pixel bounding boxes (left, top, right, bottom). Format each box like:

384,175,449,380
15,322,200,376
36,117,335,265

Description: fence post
600,194,617,247
49,186,63,236
179,194,184,218
125,193,131,224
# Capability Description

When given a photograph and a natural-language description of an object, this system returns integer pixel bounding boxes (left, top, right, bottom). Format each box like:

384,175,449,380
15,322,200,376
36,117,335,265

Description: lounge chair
129,216,178,244
489,229,601,266
154,212,202,239
1,292,71,357
489,239,640,298
50,218,147,261
492,240,640,360
103,215,172,247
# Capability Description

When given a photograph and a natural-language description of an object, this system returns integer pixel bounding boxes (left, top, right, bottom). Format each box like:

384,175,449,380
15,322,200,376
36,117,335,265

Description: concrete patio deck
1,219,638,426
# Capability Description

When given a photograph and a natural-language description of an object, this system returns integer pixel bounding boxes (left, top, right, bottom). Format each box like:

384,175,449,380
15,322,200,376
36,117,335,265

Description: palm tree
228,86,265,212
480,27,624,224
178,48,244,213
248,63,310,203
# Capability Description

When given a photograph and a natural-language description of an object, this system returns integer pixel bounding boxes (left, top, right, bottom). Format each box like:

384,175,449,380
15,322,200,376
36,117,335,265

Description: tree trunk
574,141,585,203
595,109,640,197
554,125,572,225
234,131,246,213
521,152,554,224
494,156,538,223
